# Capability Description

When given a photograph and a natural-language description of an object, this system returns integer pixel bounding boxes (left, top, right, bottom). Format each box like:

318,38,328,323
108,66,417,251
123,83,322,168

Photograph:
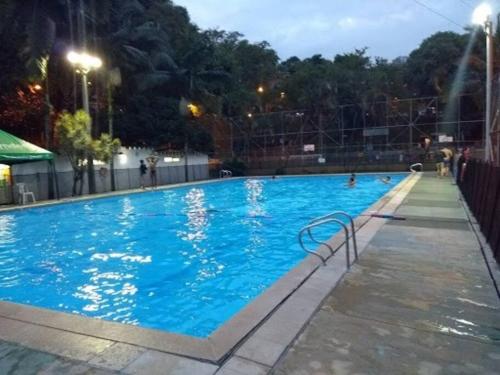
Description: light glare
67,51,79,64
67,51,103,70
472,3,492,25
118,154,128,165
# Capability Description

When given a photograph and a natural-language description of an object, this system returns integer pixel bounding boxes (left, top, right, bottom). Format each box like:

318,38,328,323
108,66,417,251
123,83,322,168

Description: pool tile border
0,172,419,369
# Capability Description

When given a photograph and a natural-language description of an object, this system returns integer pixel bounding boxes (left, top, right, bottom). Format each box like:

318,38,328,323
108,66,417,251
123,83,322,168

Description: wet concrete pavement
0,340,116,374
273,175,500,374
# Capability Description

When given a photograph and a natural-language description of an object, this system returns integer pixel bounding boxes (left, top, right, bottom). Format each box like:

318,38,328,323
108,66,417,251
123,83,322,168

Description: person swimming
347,173,356,187
379,176,391,184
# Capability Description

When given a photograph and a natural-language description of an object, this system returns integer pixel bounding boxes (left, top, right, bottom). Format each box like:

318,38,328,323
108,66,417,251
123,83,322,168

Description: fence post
476,162,489,224
484,167,500,242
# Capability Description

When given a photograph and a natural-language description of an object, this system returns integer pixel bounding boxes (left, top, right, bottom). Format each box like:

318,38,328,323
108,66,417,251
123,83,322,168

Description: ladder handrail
310,211,358,261
306,226,334,254
298,217,351,268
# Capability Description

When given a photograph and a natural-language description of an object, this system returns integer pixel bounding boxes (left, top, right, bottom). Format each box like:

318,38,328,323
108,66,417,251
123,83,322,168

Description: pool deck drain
1,173,497,374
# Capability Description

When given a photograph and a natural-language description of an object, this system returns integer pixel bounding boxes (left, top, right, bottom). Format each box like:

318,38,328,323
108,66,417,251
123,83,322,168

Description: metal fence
459,159,500,263
214,94,485,170
5,164,209,204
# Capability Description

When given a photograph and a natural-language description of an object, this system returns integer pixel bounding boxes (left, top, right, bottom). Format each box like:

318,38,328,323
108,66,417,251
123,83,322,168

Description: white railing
298,211,358,268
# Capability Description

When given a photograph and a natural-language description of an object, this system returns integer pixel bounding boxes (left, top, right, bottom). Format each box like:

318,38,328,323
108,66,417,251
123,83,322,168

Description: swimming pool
0,174,405,337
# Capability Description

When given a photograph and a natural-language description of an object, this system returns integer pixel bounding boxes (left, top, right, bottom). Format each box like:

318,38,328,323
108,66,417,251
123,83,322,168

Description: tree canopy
55,110,120,195
0,0,497,153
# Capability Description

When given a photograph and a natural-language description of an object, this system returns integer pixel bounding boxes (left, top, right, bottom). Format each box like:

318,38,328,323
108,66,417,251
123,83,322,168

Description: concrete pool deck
273,174,500,375
0,173,497,373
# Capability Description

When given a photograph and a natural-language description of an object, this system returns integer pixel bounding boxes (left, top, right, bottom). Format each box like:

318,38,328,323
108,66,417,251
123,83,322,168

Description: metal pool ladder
298,211,358,268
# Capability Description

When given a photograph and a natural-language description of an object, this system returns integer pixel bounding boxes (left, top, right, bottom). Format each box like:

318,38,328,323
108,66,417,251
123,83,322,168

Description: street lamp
66,51,102,114
67,50,102,193
179,97,193,182
472,3,493,162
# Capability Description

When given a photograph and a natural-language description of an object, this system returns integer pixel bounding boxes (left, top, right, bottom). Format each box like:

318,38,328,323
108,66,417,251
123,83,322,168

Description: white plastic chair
17,183,36,205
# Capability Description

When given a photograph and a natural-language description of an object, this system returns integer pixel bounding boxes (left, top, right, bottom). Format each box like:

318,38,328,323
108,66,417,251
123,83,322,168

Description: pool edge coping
0,172,420,366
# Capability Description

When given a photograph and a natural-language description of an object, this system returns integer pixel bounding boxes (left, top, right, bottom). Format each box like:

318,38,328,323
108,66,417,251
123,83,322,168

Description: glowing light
118,154,128,165
67,51,103,72
164,156,181,163
247,113,253,118
472,3,492,25
67,51,80,64
27,84,43,94
257,85,264,93
187,103,202,118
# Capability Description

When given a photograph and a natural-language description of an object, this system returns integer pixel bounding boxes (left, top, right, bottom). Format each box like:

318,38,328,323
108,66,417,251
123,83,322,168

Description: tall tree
56,110,120,195
405,32,468,96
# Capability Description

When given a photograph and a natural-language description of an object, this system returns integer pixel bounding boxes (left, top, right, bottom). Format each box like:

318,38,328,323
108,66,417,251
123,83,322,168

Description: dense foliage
0,0,498,153
55,110,120,195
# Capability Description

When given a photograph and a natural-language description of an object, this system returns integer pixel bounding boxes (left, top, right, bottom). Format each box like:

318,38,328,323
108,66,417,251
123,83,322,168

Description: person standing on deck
441,147,453,177
436,151,444,178
139,160,147,189
460,147,471,182
147,153,160,188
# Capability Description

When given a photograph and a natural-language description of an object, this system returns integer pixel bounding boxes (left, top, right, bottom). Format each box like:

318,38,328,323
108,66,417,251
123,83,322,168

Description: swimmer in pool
379,176,391,184
347,173,356,187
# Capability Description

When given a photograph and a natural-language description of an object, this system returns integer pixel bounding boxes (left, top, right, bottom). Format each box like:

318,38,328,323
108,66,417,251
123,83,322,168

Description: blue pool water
0,174,405,337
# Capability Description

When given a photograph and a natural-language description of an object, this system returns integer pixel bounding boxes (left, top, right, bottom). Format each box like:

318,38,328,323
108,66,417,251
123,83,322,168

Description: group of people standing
436,147,453,178
436,146,471,182
139,154,159,189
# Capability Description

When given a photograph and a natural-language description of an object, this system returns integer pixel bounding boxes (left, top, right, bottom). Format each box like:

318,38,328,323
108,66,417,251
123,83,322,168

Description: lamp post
179,99,203,182
179,97,191,182
472,3,494,162
66,51,102,193
106,68,122,192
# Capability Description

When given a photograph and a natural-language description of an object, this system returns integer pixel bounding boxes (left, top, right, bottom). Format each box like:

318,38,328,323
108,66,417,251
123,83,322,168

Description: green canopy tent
0,129,53,163
0,129,58,201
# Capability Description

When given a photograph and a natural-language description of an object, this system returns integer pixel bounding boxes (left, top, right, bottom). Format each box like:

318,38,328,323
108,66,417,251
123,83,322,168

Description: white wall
7,147,210,202
11,147,208,175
